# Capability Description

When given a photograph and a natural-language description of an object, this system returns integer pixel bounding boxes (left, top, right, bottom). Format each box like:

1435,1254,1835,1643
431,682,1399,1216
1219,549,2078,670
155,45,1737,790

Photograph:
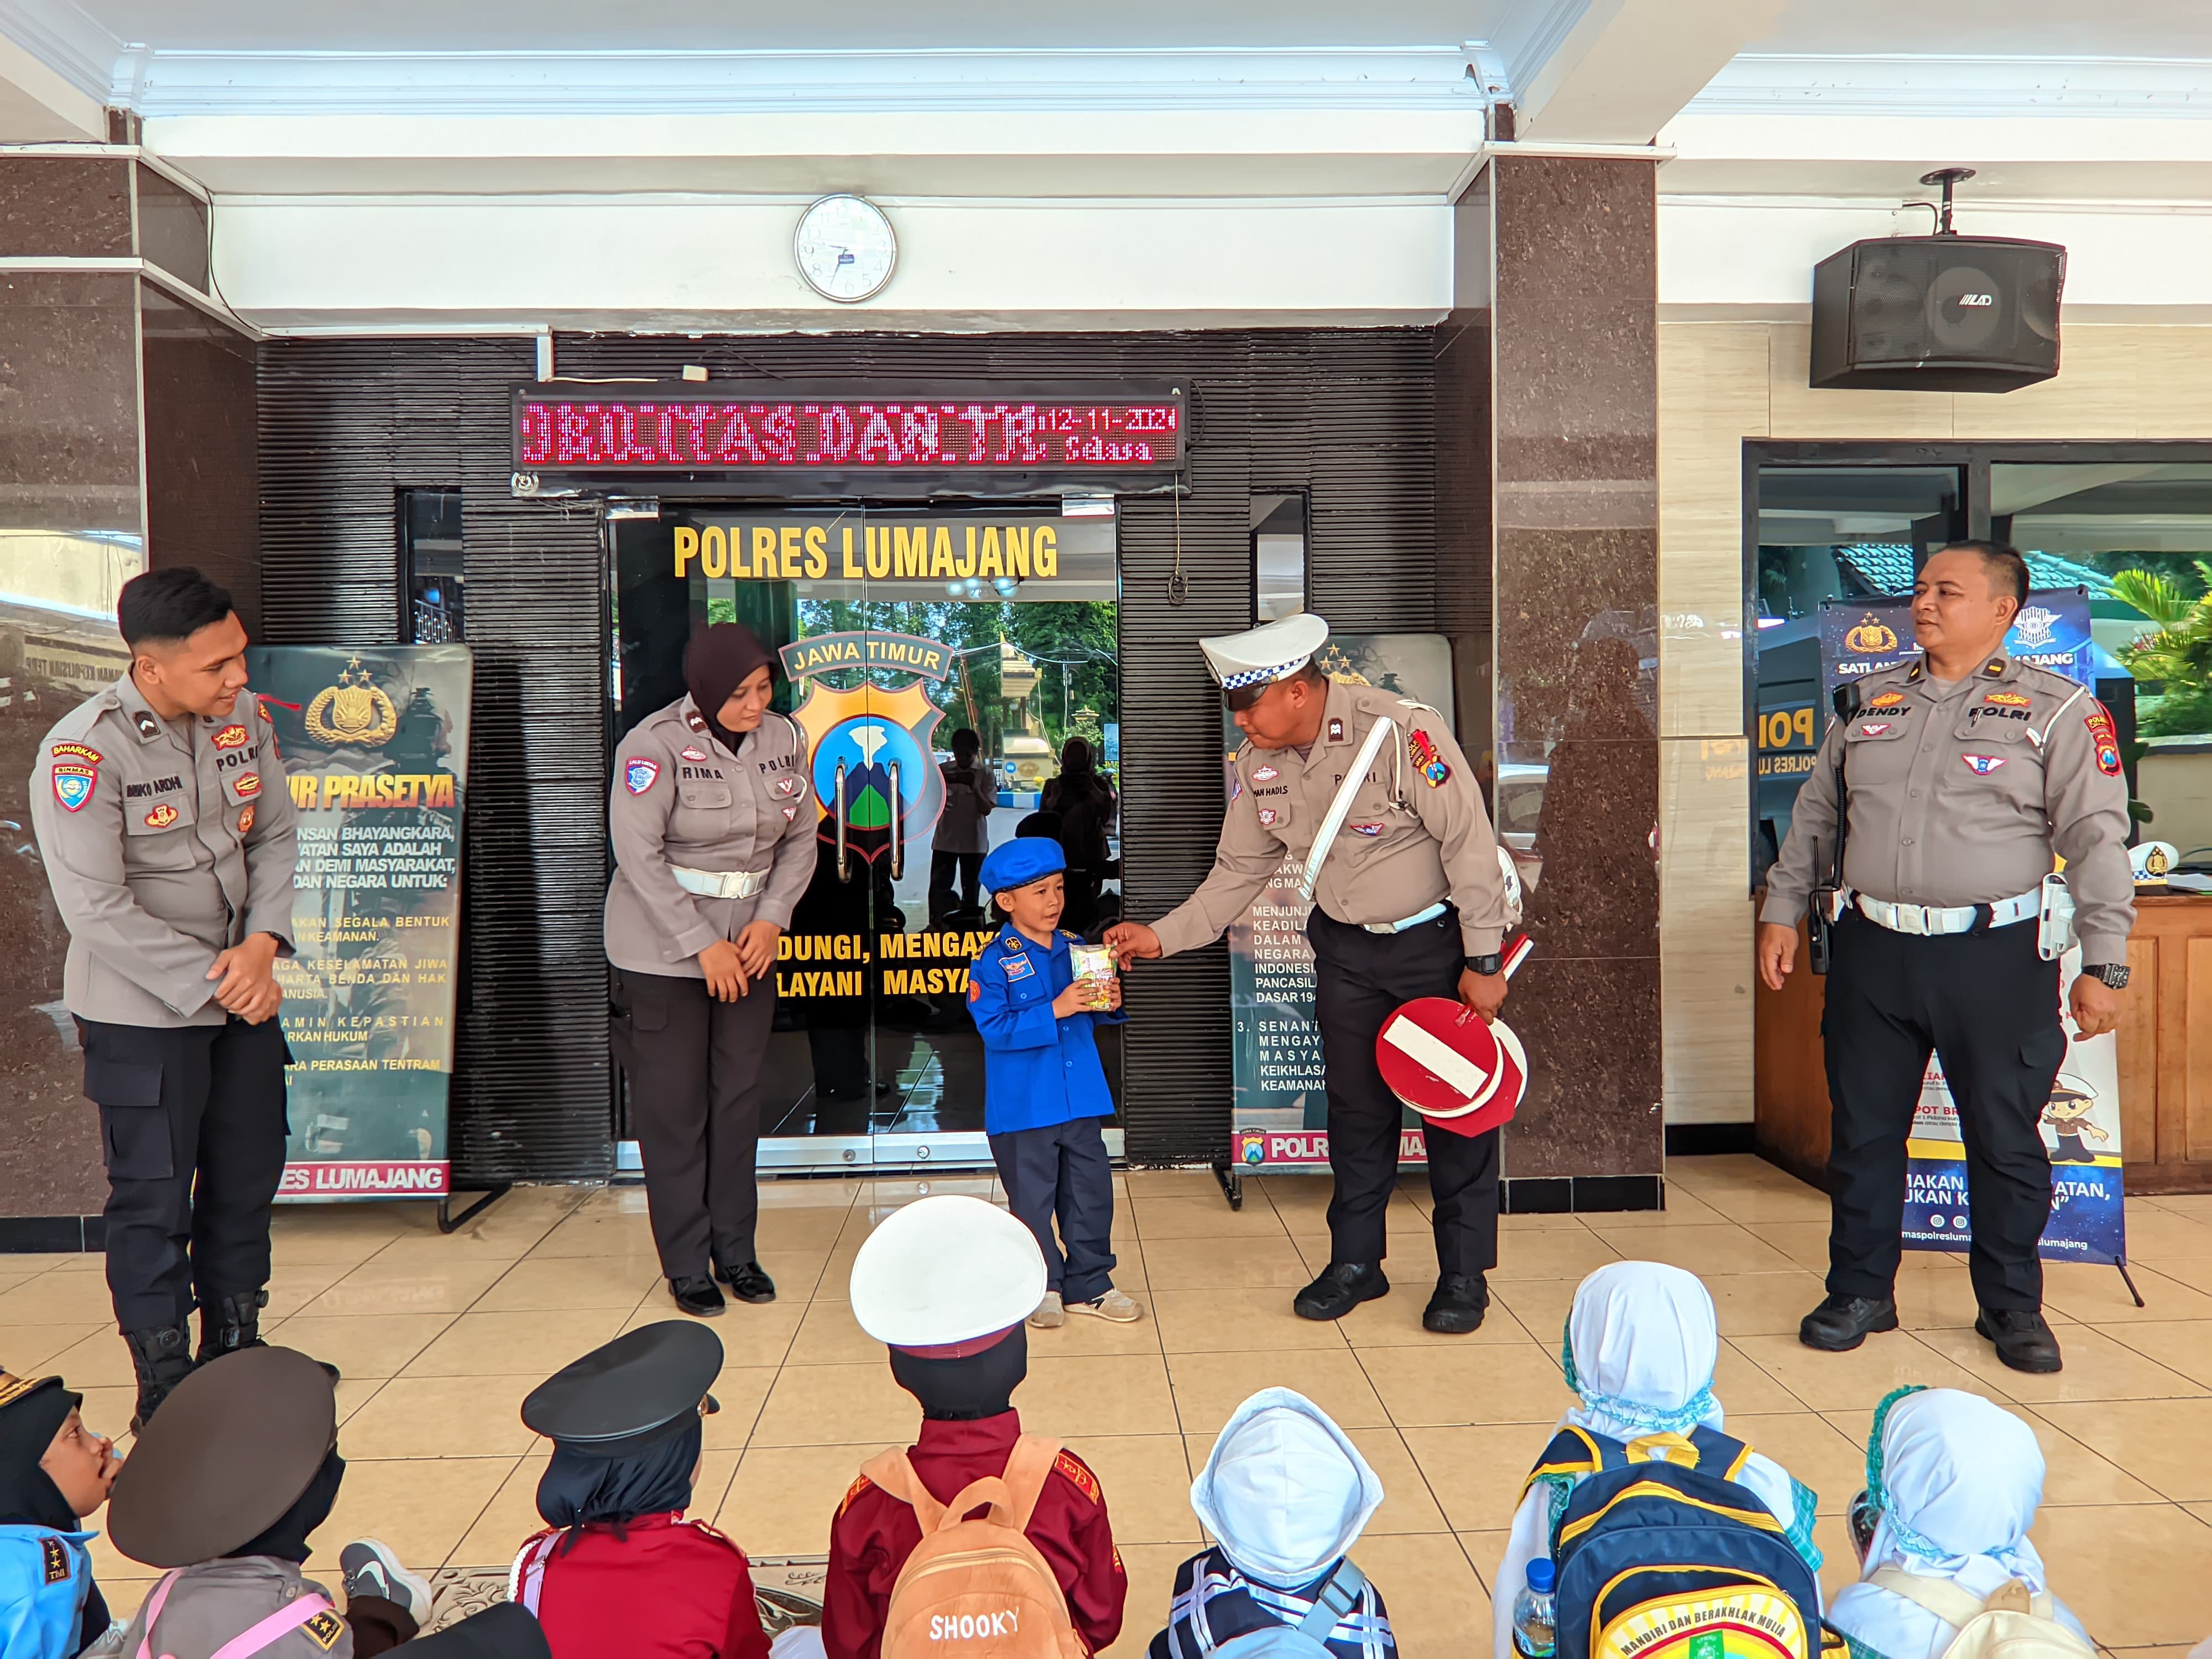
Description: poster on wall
245,645,472,1199
1901,949,2127,1266
1820,587,2096,696
1227,633,1455,1175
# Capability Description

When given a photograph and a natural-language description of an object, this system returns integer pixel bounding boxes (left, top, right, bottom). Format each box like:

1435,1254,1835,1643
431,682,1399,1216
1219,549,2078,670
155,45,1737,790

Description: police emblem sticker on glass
1069,943,1118,1011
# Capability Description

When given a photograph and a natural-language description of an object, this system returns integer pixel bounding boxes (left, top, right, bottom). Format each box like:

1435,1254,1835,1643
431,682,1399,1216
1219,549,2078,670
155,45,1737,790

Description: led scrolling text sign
512,391,1185,479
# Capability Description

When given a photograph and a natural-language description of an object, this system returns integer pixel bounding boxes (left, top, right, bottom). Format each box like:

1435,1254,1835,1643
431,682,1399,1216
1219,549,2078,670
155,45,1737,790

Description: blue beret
980,837,1066,894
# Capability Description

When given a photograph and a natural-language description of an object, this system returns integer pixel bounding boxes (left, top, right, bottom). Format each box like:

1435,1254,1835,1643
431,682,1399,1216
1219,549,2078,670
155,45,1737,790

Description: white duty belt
1845,885,2042,936
671,865,770,900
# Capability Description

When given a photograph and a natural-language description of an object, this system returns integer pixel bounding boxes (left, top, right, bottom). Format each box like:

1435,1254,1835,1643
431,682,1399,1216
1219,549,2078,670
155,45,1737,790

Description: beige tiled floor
19,1155,2212,1653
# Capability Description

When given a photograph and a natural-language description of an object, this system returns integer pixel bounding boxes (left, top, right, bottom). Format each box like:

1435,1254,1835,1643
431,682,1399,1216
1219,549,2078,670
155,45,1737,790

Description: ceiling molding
124,45,1493,119
1495,0,1589,106
0,0,127,102
1693,53,2212,118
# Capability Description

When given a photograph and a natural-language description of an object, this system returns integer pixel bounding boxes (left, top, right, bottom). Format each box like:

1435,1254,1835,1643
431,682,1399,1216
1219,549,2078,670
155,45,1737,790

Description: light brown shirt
603,696,817,975
29,672,298,1027
1761,653,2136,961
1153,680,1511,958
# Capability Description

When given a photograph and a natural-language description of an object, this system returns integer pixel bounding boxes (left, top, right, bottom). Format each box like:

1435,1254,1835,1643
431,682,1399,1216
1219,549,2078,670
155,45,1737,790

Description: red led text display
513,394,1183,477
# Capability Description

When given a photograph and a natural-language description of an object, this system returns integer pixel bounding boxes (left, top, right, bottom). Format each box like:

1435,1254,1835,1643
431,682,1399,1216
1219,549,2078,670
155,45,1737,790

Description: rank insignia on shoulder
1983,658,2008,677
132,709,159,739
49,742,101,764
686,710,709,733
1327,717,1345,742
624,758,661,795
1408,729,1451,787
301,1610,345,1651
50,764,96,813
1053,1449,1102,1506
839,1473,873,1516
39,1536,67,1584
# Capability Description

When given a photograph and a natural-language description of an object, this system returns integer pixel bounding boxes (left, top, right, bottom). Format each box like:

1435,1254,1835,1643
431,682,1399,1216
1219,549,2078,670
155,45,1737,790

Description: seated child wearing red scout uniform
822,1195,1126,1659
511,1322,769,1659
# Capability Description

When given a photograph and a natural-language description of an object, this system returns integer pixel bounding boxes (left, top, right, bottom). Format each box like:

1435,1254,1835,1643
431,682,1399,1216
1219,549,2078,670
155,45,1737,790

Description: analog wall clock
794,194,897,303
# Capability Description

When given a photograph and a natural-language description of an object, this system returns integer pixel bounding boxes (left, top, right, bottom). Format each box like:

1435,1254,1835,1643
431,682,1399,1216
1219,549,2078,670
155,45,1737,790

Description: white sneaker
1028,1291,1066,1328
1068,1288,1144,1324
339,1538,432,1626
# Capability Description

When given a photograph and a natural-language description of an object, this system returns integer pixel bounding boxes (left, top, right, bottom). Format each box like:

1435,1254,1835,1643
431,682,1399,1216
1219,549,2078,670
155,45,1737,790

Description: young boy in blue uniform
968,838,1143,1328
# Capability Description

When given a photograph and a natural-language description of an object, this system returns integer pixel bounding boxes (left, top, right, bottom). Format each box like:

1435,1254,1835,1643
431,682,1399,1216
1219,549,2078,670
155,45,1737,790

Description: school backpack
1863,1567,2096,1659
862,1433,1086,1659
1526,1423,1832,1659
1207,1560,1369,1658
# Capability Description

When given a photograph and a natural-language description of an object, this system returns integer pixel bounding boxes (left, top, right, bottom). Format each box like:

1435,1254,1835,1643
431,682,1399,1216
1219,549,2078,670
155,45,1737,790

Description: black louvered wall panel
258,338,613,1183
259,328,1435,1175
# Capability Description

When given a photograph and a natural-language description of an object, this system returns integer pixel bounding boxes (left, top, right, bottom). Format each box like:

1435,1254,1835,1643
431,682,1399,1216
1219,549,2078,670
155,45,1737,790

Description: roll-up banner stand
246,646,472,1199
1817,588,2130,1277
1225,634,1455,1175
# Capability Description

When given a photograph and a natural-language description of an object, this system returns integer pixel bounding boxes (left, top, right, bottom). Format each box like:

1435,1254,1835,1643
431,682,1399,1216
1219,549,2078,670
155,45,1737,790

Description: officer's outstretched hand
1458,968,1507,1024
1103,922,1161,968
1756,922,1799,992
2069,973,2124,1040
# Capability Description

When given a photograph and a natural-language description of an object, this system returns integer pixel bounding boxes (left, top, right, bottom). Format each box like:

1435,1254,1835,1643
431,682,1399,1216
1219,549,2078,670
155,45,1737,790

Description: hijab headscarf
535,1414,702,1552
0,1378,83,1535
1563,1260,1724,1438
888,1326,1027,1422
1190,1388,1383,1589
683,624,775,756
226,1446,345,1565
1863,1387,2049,1594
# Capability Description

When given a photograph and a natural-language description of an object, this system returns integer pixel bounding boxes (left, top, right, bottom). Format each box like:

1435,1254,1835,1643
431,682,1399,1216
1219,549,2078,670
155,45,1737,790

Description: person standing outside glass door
928,727,995,923
605,624,815,1318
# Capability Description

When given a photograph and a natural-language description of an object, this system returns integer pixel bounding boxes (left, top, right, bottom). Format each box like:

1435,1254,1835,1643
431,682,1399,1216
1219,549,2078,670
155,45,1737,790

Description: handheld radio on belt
1808,681,1861,976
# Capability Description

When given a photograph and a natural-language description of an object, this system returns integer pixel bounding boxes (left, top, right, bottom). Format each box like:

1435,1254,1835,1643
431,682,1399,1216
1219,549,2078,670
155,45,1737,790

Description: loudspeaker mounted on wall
1810,168,2065,393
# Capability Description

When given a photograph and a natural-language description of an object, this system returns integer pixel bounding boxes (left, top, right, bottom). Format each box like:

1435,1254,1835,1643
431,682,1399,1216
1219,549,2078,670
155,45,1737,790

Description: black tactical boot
125,1323,195,1432
196,1288,271,1363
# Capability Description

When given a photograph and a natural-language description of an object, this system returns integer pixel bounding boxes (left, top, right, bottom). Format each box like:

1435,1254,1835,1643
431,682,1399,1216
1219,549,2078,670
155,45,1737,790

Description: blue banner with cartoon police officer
1822,587,2096,694
1901,950,2127,1266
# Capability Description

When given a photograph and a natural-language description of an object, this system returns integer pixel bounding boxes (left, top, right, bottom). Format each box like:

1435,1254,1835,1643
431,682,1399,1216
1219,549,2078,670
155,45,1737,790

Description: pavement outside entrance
6,1156,2211,1653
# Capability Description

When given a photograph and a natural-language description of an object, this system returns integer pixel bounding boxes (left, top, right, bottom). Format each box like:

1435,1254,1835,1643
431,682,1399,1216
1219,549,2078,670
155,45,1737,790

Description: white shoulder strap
1297,716,1395,902
509,1531,562,1615
1867,1566,2051,1627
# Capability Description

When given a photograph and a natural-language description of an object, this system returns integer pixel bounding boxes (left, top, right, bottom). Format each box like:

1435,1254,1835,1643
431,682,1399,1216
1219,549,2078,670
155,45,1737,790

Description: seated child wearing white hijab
1151,1389,1396,1659
1493,1261,1824,1659
1828,1387,2091,1658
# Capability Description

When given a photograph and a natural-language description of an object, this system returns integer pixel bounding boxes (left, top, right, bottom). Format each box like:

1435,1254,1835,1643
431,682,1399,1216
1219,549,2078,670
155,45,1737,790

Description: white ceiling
1747,0,2212,59
57,0,1517,53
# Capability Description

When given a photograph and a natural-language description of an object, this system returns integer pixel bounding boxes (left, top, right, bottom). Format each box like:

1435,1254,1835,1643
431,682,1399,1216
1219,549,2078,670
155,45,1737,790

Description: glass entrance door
609,504,1123,1170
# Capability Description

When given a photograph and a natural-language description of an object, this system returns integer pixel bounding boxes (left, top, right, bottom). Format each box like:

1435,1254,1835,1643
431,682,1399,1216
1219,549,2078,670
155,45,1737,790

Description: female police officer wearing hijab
607,625,816,1318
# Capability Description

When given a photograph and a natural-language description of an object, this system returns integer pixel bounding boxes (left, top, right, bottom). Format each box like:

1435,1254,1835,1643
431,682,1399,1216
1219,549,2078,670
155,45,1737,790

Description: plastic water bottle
1511,1558,1557,1658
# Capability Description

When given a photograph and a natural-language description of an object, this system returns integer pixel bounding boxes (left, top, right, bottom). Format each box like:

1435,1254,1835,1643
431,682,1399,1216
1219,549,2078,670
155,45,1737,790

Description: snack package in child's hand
1069,943,1118,1010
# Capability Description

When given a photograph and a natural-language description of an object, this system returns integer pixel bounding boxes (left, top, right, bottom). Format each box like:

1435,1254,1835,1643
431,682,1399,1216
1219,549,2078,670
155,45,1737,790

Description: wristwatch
2081,963,2130,990
1465,953,1503,977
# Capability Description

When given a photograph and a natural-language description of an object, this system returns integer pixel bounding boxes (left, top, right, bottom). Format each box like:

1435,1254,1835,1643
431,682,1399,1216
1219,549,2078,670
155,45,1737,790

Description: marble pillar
1439,154,1662,1203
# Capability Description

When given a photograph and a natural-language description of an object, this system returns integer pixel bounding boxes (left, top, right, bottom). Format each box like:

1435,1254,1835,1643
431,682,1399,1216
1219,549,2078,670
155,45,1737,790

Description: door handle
834,760,852,883
888,761,903,881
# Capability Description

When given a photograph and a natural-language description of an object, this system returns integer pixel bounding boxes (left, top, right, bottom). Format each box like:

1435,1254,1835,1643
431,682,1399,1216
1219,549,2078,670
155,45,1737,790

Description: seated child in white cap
1828,1387,2091,1658
1151,1388,1395,1659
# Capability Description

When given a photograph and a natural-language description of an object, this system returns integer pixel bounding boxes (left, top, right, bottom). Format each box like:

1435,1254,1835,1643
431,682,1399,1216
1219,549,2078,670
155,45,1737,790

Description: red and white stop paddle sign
1376,998,1528,1140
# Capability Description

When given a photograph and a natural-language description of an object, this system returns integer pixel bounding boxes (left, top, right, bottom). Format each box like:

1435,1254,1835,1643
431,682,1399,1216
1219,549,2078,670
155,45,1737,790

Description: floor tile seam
426,1451,530,1571
2015,1323,2212,1395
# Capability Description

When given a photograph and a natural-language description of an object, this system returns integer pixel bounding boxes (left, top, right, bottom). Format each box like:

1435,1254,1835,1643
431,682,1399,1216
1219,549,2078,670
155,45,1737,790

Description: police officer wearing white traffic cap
1761,542,2135,1375
1108,614,1515,1334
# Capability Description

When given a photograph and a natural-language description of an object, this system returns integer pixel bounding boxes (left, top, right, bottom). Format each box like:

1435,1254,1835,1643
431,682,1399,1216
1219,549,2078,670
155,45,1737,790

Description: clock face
794,195,897,303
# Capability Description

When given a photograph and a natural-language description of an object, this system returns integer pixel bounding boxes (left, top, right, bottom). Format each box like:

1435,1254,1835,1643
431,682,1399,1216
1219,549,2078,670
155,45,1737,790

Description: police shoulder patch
39,1535,67,1584
48,742,101,764
1053,1449,1102,1506
839,1473,874,1516
301,1609,345,1651
624,757,661,795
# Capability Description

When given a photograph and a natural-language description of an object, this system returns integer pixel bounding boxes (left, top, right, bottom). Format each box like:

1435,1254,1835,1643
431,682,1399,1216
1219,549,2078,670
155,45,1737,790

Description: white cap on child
1192,1387,1384,1588
849,1194,1047,1358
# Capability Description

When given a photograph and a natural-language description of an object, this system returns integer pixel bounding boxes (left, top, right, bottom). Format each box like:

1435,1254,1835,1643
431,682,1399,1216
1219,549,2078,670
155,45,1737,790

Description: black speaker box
1811,235,2065,392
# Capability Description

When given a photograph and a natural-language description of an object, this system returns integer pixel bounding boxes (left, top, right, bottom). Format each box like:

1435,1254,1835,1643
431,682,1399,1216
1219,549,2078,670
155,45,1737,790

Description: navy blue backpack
1522,1423,1835,1659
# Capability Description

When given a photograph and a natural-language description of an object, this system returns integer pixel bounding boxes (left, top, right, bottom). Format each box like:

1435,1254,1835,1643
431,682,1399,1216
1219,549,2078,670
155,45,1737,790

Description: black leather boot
125,1323,195,1432
196,1288,271,1363
1799,1292,1899,1352
1293,1262,1389,1321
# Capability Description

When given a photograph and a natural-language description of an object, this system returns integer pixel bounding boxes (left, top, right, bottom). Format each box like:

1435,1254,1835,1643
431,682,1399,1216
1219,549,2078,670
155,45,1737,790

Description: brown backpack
863,1433,1087,1659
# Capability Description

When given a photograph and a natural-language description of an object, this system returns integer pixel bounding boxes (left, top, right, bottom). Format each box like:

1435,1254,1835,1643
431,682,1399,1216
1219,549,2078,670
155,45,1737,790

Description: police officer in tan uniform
27,568,299,1427
1109,614,1514,1333
1761,542,2135,1375
607,623,815,1318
